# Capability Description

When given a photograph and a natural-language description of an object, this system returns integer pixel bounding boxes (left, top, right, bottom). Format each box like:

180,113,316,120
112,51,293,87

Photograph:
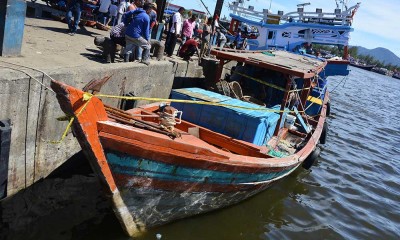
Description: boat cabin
209,48,327,138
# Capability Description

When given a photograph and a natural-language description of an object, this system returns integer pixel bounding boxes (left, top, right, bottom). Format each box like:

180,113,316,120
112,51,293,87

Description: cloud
352,0,400,41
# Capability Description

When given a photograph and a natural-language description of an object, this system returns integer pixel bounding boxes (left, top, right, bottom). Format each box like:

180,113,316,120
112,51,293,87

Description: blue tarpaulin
164,10,175,15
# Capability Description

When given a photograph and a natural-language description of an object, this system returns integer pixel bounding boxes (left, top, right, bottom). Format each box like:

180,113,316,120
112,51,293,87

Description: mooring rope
0,64,56,93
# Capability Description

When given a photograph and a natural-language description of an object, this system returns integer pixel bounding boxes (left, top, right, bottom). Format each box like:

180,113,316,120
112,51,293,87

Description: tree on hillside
348,46,358,57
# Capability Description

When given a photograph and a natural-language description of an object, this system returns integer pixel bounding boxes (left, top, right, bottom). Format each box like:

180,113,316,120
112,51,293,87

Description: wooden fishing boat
51,49,329,237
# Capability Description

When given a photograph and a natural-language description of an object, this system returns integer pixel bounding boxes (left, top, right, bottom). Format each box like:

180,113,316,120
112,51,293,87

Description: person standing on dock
97,0,112,24
177,14,197,55
123,2,152,65
165,7,185,57
232,29,242,49
216,28,227,49
66,0,84,35
200,17,212,59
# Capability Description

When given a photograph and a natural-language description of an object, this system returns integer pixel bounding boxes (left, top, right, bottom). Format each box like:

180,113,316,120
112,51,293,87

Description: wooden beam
215,59,225,82
274,74,292,136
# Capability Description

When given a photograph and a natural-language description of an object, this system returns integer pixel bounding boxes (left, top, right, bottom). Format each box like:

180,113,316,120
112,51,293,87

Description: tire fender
302,147,321,170
320,122,328,144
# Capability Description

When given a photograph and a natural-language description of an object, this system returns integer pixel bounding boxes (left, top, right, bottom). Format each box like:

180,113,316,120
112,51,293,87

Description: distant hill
354,46,400,67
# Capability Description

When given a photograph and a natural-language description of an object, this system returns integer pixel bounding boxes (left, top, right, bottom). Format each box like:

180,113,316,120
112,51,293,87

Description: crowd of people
164,9,235,62
66,0,248,64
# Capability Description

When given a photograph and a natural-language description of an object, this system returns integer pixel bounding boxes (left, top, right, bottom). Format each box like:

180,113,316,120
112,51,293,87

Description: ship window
268,31,275,39
282,32,291,38
298,29,306,38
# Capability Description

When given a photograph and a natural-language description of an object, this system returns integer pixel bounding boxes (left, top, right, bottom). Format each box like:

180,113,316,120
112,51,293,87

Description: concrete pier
0,15,205,196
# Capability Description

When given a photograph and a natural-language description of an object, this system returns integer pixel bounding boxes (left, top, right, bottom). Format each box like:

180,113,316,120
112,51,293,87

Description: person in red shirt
178,37,200,60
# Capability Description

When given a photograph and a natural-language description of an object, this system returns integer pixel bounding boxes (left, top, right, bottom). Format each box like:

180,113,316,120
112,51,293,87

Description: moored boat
372,67,391,76
51,50,329,237
392,72,400,80
349,61,375,71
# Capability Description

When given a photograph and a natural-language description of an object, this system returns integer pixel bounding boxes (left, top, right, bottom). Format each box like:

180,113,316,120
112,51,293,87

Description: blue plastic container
170,88,281,146
170,88,231,125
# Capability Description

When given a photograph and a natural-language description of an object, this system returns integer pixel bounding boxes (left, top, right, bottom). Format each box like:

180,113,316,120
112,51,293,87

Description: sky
168,0,400,57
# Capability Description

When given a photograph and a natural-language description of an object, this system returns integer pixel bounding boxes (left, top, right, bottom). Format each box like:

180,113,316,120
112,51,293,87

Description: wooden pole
215,59,225,82
273,74,292,136
343,45,349,60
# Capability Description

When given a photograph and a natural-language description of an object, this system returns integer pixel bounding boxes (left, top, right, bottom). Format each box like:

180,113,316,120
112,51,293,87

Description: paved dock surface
2,17,112,70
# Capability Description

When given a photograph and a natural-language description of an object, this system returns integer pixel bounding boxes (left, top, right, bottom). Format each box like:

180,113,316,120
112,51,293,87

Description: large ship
225,1,361,75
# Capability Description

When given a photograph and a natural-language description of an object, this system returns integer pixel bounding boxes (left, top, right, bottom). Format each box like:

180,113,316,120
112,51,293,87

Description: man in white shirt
165,7,185,57
97,0,112,24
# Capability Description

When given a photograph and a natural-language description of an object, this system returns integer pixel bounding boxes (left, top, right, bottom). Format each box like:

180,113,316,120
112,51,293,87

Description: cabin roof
210,49,327,79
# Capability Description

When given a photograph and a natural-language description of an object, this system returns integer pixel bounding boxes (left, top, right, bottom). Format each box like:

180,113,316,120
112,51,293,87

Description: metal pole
198,0,212,16
213,0,224,21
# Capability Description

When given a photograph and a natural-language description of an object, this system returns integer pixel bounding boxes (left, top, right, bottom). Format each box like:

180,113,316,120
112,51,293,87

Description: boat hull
103,140,298,228
111,173,273,228
324,59,350,76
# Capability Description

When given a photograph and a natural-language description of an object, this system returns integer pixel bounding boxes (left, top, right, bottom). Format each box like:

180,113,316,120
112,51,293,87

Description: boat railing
229,2,283,24
229,2,360,26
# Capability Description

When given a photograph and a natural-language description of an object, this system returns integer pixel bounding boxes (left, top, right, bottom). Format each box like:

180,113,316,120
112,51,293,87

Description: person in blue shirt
232,29,242,49
123,3,152,65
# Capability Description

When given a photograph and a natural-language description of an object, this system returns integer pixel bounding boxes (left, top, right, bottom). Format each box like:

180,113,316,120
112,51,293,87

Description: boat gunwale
98,122,300,173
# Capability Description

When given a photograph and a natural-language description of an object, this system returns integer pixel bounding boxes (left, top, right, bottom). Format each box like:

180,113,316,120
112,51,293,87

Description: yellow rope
50,117,76,144
93,93,301,113
51,93,94,144
227,69,311,93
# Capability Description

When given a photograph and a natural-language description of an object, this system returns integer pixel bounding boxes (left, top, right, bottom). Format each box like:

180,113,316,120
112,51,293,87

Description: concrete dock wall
0,59,203,196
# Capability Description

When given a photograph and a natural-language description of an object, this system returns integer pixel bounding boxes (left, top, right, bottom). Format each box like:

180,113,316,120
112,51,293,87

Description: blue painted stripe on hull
105,151,293,185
